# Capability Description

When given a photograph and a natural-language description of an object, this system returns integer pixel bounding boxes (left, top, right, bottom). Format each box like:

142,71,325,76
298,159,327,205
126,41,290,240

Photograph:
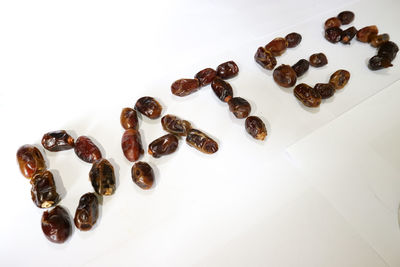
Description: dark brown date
89,159,116,196
216,61,239,79
41,206,71,244
74,192,99,231
265,37,288,56
294,83,321,108
370,34,390,48
131,161,154,190
211,78,234,102
31,170,60,208
254,47,277,70
309,53,328,67
186,129,218,154
329,69,350,90
120,107,139,130
341,26,357,44
285,32,302,48
324,17,342,30
325,27,342,43
135,96,162,119
314,83,335,99
195,68,217,86
74,136,102,163
121,129,144,162
356,25,378,43
245,116,267,141
171,78,201,97
378,41,398,61
228,97,251,119
41,130,74,152
161,114,191,136
292,59,309,77
337,11,354,25
16,145,46,179
273,64,297,87
148,134,179,158
368,56,393,70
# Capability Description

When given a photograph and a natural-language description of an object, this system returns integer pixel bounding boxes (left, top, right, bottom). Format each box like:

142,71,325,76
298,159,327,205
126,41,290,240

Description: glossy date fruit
135,96,162,119
186,129,218,154
368,56,393,70
369,34,390,48
273,64,297,87
356,25,378,43
329,69,350,89
254,47,277,70
341,26,357,44
377,41,398,61
74,136,102,163
291,59,309,77
131,162,154,190
337,11,354,25
228,97,251,119
148,134,179,158
265,37,288,56
285,32,302,48
195,68,217,86
120,108,139,130
161,114,191,136
324,17,342,30
294,83,321,108
171,79,201,97
325,27,342,43
17,145,46,179
309,53,328,67
211,78,234,102
74,192,99,231
121,129,144,162
41,206,71,244
314,83,335,99
31,170,60,208
41,130,74,152
245,116,267,141
89,159,116,196
216,61,239,79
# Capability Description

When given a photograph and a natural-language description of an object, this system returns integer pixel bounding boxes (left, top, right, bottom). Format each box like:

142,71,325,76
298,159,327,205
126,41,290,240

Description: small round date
245,116,267,141
273,64,297,87
74,192,99,231
41,206,71,244
148,134,179,158
294,83,322,108
135,96,162,119
41,130,74,152
216,61,239,79
131,161,154,190
89,159,116,196
195,68,217,86
228,97,251,119
329,69,350,90
74,136,102,163
17,145,46,179
120,107,139,130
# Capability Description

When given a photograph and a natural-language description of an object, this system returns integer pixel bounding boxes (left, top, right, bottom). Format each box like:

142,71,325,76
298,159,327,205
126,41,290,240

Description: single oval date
228,97,251,119
148,134,179,158
74,136,102,163
135,96,162,119
211,78,234,102
41,206,71,244
216,61,239,79
186,129,218,154
195,68,217,86
41,130,74,152
294,83,322,108
31,170,60,209
74,192,99,231
161,114,192,136
121,128,144,162
120,107,139,130
17,145,46,179
245,116,267,141
131,161,154,190
171,79,201,97
89,159,116,196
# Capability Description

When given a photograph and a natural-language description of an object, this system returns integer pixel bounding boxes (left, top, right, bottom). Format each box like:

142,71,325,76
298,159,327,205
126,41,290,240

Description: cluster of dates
16,131,116,243
324,10,398,70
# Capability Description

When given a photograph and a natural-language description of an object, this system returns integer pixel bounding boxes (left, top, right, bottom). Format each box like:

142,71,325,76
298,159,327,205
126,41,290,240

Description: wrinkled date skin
245,116,267,141
148,134,179,158
135,96,162,119
186,129,218,154
41,206,71,244
273,64,297,87
309,53,328,67
337,11,355,25
89,159,116,196
228,97,251,119
265,37,288,56
131,161,154,190
41,130,74,152
324,17,342,30
74,192,99,231
329,69,350,89
368,56,393,70
254,47,277,70
161,114,191,136
325,27,342,43
356,25,378,43
211,78,234,102
17,145,46,179
294,83,322,108
120,107,139,130
370,34,390,48
292,59,309,77
216,61,239,79
31,170,60,209
378,41,399,61
121,129,144,162
314,83,335,99
341,26,357,44
74,136,102,163
171,79,201,97
195,68,217,86
285,32,302,48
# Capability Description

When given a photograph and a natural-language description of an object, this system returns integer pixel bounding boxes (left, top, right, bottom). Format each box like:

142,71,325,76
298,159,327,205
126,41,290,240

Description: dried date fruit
131,162,154,190
273,64,297,87
309,53,328,67
324,17,342,29
17,145,46,179
265,37,288,56
31,170,60,208
377,41,399,61
161,114,191,136
89,159,116,196
254,47,277,70
74,192,99,231
325,27,342,43
171,78,201,96
356,25,378,43
148,134,179,158
285,32,302,48
41,206,71,244
120,108,139,130
228,97,251,119
195,68,217,86
216,61,239,79
341,26,357,44
370,34,390,48
245,116,267,141
294,83,321,108
186,129,218,154
337,11,354,25
291,59,309,77
314,83,335,99
41,130,74,152
368,56,393,70
329,69,350,89
74,136,102,163
121,129,144,162
211,78,234,102
135,96,162,119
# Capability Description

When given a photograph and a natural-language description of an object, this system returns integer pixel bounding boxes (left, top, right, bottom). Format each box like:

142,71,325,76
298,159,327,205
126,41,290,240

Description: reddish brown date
186,129,218,154
329,69,350,89
294,83,322,108
228,97,251,119
216,61,239,79
337,11,354,25
120,107,139,130
273,64,297,87
135,96,162,119
121,129,144,162
195,68,217,86
74,136,102,163
131,162,154,190
370,34,390,48
89,159,116,196
31,170,60,209
171,79,201,97
254,47,277,70
245,116,267,141
148,134,179,158
341,26,357,44
74,192,99,231
211,78,234,102
41,206,71,244
309,53,328,67
314,83,335,99
356,25,378,43
285,32,302,48
161,114,192,136
378,41,398,61
41,130,74,152
324,17,342,29
368,56,393,70
325,27,342,43
292,59,309,77
265,37,288,56
17,145,46,179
